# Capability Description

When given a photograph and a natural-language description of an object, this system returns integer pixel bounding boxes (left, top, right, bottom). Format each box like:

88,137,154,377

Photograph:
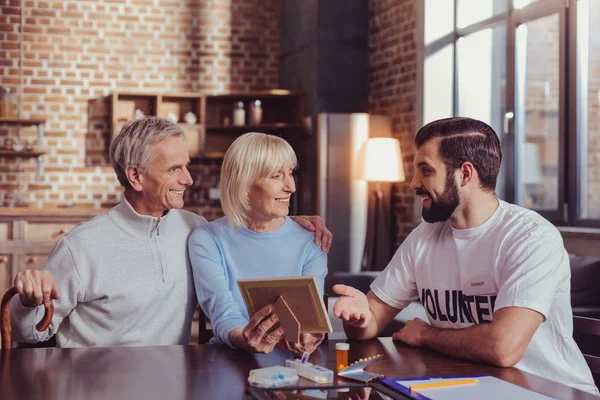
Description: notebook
377,375,555,400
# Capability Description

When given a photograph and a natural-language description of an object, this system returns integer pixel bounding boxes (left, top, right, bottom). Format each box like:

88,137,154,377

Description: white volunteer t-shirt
371,200,597,394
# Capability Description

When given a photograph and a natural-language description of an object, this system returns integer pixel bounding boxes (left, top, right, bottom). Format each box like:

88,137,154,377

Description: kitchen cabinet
0,210,98,296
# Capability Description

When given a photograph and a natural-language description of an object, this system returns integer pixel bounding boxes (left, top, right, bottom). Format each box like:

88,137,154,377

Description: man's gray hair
109,116,187,188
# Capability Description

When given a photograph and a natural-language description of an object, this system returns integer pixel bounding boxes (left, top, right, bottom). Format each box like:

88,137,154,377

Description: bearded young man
333,117,598,394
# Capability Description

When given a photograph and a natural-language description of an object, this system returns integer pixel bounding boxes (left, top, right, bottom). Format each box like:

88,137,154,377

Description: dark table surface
0,337,596,400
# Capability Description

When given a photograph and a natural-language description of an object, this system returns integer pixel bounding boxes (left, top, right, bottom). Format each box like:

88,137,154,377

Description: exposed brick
31,9,56,17
369,0,417,245
0,184,18,190
61,11,85,19
28,184,52,191
0,0,279,214
47,27,71,35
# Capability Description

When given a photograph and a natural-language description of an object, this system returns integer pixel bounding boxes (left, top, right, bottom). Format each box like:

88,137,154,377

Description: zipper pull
155,218,160,236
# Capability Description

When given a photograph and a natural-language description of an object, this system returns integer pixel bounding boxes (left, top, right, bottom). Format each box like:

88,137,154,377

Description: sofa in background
570,254,600,319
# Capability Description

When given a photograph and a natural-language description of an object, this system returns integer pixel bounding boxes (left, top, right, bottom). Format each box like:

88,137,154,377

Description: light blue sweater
188,216,327,347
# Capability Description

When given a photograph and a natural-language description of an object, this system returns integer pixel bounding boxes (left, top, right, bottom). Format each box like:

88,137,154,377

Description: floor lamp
358,138,405,271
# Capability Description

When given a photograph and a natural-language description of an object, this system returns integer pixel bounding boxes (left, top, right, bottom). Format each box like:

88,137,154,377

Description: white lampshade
358,138,406,182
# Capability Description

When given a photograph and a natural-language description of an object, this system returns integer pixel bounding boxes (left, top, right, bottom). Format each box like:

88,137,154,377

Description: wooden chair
573,316,600,384
197,306,213,345
1,287,54,349
197,294,330,344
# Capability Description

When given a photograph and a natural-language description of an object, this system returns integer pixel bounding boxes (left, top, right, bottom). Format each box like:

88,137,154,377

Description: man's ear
460,162,476,187
125,166,144,192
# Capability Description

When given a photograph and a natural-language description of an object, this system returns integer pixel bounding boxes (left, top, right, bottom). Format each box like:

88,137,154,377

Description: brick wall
0,0,279,220
368,0,417,246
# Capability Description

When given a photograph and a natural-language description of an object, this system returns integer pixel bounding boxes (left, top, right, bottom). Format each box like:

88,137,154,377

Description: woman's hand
229,305,284,354
290,215,333,253
279,332,325,355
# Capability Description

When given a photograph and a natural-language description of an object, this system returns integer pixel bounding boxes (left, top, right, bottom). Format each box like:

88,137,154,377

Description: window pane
514,14,560,210
457,26,507,195
513,0,551,9
424,45,454,125
577,0,600,218
425,0,455,45
457,0,507,29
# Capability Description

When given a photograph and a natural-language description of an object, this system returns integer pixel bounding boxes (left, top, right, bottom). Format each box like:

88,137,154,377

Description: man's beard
418,173,460,223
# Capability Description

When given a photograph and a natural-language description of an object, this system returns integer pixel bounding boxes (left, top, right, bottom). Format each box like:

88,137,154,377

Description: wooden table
0,338,596,400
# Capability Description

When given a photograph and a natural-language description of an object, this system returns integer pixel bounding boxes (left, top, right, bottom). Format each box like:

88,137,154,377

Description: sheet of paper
395,376,554,400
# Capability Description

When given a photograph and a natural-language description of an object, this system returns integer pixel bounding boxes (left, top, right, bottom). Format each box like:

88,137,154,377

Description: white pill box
285,359,334,384
248,366,299,388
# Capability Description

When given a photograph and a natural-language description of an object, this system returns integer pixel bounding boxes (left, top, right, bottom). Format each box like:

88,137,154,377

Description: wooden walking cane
1,287,54,349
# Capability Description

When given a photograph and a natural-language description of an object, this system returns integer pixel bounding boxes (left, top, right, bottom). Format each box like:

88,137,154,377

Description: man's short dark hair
415,117,502,191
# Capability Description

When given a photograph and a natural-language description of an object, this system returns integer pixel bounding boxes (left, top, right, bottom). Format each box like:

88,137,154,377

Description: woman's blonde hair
220,132,298,227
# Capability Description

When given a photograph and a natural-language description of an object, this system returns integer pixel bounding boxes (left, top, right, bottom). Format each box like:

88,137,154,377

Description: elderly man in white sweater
9,117,331,348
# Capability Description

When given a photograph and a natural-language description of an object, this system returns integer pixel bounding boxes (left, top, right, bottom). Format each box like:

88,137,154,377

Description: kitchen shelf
205,90,302,101
0,118,47,178
110,91,305,160
205,123,305,131
0,117,45,144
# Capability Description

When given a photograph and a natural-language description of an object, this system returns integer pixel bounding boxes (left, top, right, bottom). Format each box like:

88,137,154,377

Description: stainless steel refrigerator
297,113,393,274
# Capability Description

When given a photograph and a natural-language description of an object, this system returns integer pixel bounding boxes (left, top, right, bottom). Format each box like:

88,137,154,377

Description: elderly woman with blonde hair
188,132,328,355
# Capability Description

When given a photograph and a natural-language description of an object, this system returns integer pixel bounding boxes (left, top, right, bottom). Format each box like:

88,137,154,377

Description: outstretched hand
332,284,372,328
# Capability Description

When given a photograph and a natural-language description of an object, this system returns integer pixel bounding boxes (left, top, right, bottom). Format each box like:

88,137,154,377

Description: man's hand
392,318,432,347
279,332,325,355
290,215,332,253
332,284,372,328
230,305,284,354
14,270,60,308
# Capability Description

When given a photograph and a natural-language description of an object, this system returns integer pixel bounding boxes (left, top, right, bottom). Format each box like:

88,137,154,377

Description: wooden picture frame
237,276,332,343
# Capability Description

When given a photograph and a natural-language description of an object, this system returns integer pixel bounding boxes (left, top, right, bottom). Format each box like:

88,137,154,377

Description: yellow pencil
410,378,478,390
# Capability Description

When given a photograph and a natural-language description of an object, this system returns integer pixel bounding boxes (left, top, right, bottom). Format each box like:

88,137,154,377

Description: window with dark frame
420,0,597,227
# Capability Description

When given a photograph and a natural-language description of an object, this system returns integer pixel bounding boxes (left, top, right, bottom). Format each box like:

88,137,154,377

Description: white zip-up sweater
10,198,207,347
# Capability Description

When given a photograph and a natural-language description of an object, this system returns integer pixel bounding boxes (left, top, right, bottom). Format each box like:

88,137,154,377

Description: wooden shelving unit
0,118,47,177
109,90,306,160
110,92,204,158
203,90,305,159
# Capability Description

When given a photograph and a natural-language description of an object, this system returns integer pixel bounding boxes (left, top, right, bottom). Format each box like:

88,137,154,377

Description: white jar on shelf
233,101,245,126
249,100,263,125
